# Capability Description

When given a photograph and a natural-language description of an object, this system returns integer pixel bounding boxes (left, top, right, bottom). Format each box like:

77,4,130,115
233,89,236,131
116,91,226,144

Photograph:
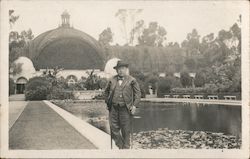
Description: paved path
9,101,96,149
9,94,27,129
9,101,28,129
9,94,25,101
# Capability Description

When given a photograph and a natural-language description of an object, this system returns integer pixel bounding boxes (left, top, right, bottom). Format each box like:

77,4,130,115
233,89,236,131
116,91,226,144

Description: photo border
1,0,249,158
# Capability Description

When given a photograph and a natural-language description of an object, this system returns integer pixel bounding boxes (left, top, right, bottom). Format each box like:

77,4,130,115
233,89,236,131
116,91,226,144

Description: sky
8,0,244,45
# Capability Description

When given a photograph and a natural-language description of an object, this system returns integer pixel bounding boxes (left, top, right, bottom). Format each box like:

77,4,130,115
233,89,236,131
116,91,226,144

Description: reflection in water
133,102,241,137
58,101,241,137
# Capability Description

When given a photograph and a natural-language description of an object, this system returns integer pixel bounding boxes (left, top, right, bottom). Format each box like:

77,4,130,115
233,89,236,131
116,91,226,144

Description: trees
180,71,192,88
9,10,19,28
115,9,143,45
9,10,34,74
98,27,113,46
9,78,15,95
130,20,145,45
194,71,206,87
25,77,51,100
181,29,200,56
138,22,167,47
98,27,114,61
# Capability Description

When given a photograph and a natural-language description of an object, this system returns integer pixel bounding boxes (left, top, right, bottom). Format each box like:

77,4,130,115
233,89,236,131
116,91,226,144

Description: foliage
110,45,185,73
138,22,167,47
130,20,145,45
11,63,23,75
181,29,200,56
98,27,114,61
25,77,51,100
171,87,207,94
99,27,113,46
115,9,143,45
110,17,241,94
9,10,34,69
194,71,206,87
9,78,15,95
129,69,147,97
9,10,19,28
85,70,99,90
157,76,182,96
180,71,192,88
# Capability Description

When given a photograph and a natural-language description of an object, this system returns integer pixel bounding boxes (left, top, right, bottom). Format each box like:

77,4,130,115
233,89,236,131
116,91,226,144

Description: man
104,60,141,149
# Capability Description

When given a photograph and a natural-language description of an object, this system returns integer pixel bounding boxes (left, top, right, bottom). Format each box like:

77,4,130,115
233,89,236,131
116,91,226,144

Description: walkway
9,101,28,129
9,94,27,129
9,101,96,149
9,94,25,101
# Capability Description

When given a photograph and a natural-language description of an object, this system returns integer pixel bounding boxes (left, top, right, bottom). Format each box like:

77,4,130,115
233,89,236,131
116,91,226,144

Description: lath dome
28,11,104,70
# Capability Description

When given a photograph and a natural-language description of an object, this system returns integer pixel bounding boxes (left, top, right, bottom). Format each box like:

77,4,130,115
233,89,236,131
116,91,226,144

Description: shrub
194,72,206,87
47,87,66,100
171,87,207,94
157,76,182,97
97,78,108,90
180,71,192,88
25,77,51,100
204,83,219,94
9,78,15,95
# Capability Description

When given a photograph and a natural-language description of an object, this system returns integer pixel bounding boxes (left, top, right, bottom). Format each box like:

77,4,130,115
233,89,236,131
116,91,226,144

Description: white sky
8,0,244,45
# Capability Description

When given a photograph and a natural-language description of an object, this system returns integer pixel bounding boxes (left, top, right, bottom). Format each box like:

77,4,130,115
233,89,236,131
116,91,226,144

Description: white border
1,0,249,158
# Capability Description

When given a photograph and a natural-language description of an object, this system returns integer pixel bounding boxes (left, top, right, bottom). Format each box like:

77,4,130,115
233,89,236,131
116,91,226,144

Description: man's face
116,66,128,77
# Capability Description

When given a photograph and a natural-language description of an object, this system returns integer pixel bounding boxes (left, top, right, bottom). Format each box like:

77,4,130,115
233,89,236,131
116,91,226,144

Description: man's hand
129,105,136,115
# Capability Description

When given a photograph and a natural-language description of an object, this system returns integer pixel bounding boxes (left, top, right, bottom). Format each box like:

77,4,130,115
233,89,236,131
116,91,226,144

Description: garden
52,100,241,149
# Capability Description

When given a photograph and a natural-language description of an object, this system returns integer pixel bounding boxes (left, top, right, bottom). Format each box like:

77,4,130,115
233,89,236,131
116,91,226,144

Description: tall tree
9,10,19,29
115,9,143,45
138,22,167,47
98,27,114,61
9,10,34,74
130,20,145,45
98,27,113,46
181,29,200,56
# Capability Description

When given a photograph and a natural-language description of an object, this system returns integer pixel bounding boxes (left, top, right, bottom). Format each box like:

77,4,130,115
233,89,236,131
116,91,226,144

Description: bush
157,76,182,97
180,71,192,88
47,87,67,100
25,77,51,100
171,87,207,94
194,72,206,87
9,78,15,95
204,83,219,94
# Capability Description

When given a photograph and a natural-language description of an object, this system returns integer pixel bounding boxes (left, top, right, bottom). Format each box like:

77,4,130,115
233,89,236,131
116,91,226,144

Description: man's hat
113,60,129,69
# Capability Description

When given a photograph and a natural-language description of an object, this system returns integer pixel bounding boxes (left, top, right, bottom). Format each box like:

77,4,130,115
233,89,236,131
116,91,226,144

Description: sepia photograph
0,0,249,158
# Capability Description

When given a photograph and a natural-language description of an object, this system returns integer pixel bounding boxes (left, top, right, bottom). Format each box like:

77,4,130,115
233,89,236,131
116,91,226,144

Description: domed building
28,11,104,70
104,58,120,77
10,56,41,94
10,11,114,94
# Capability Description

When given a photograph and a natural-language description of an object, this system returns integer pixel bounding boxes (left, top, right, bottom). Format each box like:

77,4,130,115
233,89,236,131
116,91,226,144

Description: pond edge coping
43,100,118,149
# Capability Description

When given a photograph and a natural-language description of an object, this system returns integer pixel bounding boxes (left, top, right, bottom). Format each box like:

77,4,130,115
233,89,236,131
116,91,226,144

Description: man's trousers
109,105,131,149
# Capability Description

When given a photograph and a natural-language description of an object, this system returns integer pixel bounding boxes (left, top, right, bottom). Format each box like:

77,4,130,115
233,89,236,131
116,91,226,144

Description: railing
159,92,241,100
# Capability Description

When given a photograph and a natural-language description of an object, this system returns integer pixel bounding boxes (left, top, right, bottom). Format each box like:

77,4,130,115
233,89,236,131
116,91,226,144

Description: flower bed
132,128,241,149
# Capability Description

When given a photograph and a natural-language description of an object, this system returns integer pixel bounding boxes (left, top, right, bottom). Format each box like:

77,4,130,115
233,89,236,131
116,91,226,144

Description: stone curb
43,100,118,149
141,98,241,106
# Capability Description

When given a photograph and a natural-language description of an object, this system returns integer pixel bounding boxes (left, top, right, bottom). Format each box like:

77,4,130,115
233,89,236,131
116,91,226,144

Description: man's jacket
104,74,141,112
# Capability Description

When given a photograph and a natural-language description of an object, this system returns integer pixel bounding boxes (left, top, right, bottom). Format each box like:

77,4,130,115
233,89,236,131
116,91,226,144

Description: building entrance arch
16,77,28,94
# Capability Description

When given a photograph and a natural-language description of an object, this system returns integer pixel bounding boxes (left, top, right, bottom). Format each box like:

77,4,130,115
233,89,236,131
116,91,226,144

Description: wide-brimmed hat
113,60,129,69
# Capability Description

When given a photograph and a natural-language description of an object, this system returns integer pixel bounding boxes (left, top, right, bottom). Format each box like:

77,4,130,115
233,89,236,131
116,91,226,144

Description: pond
54,100,241,148
132,102,241,137
55,101,241,137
